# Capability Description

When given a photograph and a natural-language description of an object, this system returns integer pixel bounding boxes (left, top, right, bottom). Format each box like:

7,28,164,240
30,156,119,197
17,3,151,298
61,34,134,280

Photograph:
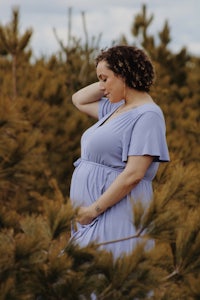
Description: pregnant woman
69,45,170,259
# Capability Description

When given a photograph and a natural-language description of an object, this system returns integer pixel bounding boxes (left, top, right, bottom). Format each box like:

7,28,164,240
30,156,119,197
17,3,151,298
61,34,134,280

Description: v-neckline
98,106,131,127
97,102,156,128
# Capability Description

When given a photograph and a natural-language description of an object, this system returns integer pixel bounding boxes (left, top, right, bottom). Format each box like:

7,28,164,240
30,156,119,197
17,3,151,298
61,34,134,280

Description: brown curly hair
95,45,155,92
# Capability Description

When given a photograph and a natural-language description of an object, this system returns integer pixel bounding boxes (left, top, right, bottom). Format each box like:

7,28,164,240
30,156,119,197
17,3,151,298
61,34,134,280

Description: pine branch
163,267,180,281
96,229,144,247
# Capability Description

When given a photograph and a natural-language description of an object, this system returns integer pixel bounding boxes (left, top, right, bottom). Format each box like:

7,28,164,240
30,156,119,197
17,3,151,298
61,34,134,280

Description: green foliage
0,4,199,300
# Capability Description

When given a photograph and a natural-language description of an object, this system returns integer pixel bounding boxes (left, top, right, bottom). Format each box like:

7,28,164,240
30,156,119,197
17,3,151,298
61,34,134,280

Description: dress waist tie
73,158,151,181
73,157,124,173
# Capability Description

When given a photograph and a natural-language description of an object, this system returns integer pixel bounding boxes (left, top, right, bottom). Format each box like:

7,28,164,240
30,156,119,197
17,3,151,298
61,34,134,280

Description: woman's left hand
77,206,95,225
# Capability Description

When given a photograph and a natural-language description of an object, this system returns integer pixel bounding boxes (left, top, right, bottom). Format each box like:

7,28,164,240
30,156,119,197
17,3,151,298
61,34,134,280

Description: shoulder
133,103,165,121
128,103,166,131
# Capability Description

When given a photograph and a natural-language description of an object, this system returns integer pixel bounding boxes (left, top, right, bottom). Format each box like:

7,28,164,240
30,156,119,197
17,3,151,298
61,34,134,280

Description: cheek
107,77,124,101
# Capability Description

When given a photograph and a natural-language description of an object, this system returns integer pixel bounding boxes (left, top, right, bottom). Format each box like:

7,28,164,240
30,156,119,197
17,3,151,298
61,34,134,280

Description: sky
0,0,199,58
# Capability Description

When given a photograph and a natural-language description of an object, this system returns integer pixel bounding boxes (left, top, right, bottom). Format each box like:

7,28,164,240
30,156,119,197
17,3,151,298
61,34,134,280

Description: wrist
96,82,106,98
91,202,104,218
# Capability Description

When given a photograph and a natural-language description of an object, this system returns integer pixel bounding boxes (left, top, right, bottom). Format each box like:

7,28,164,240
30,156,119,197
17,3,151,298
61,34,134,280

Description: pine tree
131,4,155,53
53,7,101,91
0,7,32,99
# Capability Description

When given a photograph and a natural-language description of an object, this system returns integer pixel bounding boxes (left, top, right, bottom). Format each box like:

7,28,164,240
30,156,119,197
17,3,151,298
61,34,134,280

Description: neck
124,88,152,107
114,89,154,115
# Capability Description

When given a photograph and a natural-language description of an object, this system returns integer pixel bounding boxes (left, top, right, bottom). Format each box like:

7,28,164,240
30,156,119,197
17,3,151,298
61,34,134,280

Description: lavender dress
70,98,170,259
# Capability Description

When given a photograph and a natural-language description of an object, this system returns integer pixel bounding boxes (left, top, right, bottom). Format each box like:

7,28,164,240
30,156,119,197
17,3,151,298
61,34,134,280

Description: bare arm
77,155,154,224
72,82,105,119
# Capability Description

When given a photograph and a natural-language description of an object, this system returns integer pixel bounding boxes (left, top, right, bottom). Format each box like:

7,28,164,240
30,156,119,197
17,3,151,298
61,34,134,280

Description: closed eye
98,74,107,82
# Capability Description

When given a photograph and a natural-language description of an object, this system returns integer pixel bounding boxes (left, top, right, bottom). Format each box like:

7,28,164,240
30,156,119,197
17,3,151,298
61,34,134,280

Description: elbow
130,176,143,188
123,171,144,189
72,92,79,107
72,92,84,111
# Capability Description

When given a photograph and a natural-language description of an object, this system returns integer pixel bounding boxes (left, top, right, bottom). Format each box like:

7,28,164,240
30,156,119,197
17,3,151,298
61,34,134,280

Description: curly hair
95,45,155,92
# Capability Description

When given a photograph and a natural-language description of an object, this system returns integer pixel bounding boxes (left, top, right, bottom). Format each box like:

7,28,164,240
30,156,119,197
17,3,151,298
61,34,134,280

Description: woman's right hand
76,206,96,225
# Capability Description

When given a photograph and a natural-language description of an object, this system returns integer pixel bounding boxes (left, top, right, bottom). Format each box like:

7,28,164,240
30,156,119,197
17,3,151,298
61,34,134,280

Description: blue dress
70,98,170,259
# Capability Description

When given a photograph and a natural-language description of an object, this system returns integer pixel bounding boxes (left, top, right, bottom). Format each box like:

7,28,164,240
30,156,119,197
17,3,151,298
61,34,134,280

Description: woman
70,45,170,259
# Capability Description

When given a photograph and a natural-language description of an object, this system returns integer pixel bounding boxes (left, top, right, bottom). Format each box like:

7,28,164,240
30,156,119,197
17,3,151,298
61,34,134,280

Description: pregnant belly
69,160,120,207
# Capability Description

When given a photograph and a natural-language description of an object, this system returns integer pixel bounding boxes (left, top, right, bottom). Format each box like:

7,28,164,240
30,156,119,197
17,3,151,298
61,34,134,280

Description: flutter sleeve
123,111,170,162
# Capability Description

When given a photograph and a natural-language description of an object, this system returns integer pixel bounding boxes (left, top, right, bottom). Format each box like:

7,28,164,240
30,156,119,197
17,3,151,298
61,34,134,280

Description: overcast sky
0,0,199,58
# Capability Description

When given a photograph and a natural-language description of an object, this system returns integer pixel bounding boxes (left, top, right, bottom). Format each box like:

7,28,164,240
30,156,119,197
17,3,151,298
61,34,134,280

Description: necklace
114,99,153,114
114,107,122,114
114,104,137,114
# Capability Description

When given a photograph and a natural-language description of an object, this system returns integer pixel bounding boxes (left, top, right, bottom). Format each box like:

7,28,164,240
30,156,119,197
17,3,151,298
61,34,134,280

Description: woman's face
96,60,125,103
